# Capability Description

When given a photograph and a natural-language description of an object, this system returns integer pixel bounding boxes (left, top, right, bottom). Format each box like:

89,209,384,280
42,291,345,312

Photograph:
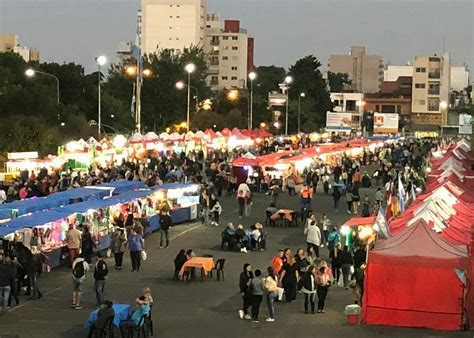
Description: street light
175,80,199,112
298,92,306,134
95,55,107,139
184,63,196,132
25,68,61,117
284,75,293,135
248,71,257,130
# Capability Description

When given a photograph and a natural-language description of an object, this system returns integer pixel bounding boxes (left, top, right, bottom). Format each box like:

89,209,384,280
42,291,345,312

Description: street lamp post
176,81,199,112
284,76,293,136
248,71,256,130
298,92,305,134
184,63,196,132
25,68,61,119
95,55,107,139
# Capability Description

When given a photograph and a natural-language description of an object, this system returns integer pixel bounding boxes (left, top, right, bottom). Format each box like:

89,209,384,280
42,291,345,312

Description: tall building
0,33,40,61
116,41,135,64
411,53,451,129
204,14,254,90
141,0,207,55
329,46,383,94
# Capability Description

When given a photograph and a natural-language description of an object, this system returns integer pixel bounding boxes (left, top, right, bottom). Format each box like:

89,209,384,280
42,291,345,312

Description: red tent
204,128,218,139
343,216,375,227
363,220,468,330
220,128,232,137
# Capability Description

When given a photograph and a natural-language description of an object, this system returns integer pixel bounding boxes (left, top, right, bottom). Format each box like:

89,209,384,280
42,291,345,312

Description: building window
210,76,218,85
415,83,426,89
223,36,229,40
415,67,426,73
211,56,219,65
397,105,401,113
176,38,179,40
231,66,237,70
232,36,238,40
169,16,173,18
169,4,173,7
428,83,440,95
222,56,228,60
176,16,180,18
428,98,440,111
222,76,228,80
169,27,173,29
346,100,356,111
381,105,396,114
232,56,238,61
375,105,380,112
231,76,238,80
232,46,238,50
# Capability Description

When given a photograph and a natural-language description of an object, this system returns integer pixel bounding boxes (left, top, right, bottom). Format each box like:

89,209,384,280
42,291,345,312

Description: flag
398,175,406,212
410,180,416,203
385,193,392,221
131,82,136,117
374,206,390,238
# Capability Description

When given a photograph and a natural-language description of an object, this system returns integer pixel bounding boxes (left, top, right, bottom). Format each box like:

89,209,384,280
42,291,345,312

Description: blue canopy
0,188,109,220
0,210,70,237
97,180,147,194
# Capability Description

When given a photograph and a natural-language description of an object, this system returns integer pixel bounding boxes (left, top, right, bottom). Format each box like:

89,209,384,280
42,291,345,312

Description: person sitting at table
233,224,249,253
119,296,150,338
250,226,261,251
173,249,187,281
88,300,115,338
185,249,196,280
221,223,235,251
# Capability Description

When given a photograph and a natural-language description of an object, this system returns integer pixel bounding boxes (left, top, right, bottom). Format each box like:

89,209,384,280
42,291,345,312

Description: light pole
248,71,256,130
95,55,107,139
284,75,293,136
298,92,305,134
176,81,199,112
184,63,196,132
25,68,60,119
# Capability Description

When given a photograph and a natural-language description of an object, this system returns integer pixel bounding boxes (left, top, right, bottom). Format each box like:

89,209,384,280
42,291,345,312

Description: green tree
288,55,333,131
327,71,351,92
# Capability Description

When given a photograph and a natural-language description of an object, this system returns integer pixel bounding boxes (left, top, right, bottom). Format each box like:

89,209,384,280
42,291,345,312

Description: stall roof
343,216,376,227
95,180,147,194
158,182,198,190
0,210,70,237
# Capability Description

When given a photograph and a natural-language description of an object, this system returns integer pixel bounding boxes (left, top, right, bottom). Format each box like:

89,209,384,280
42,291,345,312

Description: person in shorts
71,254,89,310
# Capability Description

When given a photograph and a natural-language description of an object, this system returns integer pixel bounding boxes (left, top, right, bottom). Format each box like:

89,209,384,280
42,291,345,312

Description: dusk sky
1,0,472,74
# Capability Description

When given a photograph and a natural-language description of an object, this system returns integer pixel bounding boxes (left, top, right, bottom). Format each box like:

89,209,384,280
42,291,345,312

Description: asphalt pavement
0,175,471,338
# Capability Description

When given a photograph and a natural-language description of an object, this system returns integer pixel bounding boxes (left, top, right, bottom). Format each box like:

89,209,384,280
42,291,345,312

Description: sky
1,0,473,74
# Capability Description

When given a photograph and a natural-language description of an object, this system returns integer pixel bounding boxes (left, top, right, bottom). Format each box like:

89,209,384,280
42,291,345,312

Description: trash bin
344,304,361,325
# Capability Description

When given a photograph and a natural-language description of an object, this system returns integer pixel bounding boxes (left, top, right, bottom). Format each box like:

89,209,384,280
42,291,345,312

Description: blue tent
97,180,147,194
0,210,70,238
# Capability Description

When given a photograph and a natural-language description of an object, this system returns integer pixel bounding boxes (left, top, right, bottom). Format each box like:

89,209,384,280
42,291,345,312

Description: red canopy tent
204,128,218,139
363,220,468,330
343,216,376,227
220,128,232,137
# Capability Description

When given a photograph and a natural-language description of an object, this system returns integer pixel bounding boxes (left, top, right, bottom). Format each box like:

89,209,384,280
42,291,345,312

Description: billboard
326,112,352,131
373,113,399,133
459,114,472,134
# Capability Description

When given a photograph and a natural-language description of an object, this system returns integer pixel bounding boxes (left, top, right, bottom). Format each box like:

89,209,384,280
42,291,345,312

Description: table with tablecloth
270,209,294,222
84,303,132,328
178,257,215,279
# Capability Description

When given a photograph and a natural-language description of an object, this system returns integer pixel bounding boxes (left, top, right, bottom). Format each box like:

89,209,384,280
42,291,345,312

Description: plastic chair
277,212,286,227
210,259,226,281
257,232,267,251
145,306,154,336
128,314,148,338
92,315,114,338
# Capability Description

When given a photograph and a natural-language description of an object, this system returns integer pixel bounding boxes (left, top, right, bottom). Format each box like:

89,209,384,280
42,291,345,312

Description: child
143,287,154,308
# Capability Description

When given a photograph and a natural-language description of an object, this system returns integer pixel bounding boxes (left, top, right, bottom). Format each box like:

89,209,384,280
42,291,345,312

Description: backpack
73,261,85,278
94,260,108,280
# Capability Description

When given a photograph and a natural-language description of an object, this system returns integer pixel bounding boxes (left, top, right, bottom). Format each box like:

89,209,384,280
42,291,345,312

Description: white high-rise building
141,0,207,55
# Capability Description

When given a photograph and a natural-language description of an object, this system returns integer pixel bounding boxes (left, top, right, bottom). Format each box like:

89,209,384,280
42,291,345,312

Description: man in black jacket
0,254,14,313
238,263,253,320
159,211,172,248
94,254,108,306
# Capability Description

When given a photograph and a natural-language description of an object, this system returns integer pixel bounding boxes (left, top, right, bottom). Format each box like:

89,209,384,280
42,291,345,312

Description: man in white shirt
0,187,6,204
71,255,90,310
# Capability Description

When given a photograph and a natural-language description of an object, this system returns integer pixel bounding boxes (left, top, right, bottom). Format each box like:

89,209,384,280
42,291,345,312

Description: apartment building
411,53,450,129
330,92,365,129
329,46,383,94
141,0,207,55
204,14,254,90
0,33,40,61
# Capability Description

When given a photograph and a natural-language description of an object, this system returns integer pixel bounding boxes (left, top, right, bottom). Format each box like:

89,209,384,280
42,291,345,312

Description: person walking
237,190,246,219
71,254,89,310
320,214,331,247
65,223,82,267
300,184,313,209
93,254,108,306
361,195,371,217
249,269,264,323
263,267,278,322
345,189,354,214
327,227,340,252
280,257,298,302
332,187,341,211
238,263,253,320
0,254,14,313
316,261,332,313
340,245,353,289
159,210,172,248
81,226,95,263
329,242,342,286
111,228,126,270
304,215,321,258
127,228,144,272
301,265,317,314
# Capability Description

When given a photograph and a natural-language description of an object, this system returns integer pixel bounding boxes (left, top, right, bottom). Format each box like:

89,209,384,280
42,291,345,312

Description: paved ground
0,174,471,338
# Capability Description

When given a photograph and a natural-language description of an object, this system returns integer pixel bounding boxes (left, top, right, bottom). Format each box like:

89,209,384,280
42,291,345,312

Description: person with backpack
93,254,108,306
159,210,172,249
71,254,89,310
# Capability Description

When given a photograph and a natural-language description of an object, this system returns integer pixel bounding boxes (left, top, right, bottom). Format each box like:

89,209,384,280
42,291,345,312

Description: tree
288,55,333,131
327,72,351,92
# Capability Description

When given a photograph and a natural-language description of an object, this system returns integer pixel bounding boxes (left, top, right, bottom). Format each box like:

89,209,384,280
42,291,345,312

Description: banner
326,112,352,131
459,114,472,134
373,113,398,133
